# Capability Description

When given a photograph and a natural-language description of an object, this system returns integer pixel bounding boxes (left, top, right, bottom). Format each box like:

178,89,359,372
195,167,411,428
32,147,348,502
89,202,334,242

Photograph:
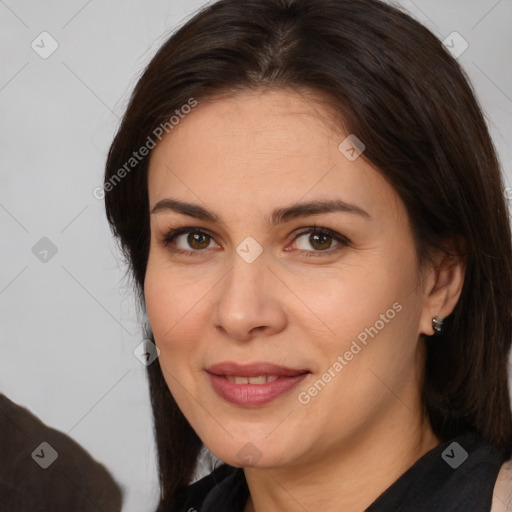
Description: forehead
147,88,402,222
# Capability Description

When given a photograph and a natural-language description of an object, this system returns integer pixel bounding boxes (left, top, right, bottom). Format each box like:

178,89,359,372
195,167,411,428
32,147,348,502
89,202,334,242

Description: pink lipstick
206,362,310,407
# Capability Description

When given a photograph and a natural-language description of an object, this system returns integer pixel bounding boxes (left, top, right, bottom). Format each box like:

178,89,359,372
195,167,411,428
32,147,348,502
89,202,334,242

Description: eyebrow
150,197,371,226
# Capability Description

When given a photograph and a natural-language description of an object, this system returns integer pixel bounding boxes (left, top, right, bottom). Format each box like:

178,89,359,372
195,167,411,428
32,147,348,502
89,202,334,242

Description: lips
206,361,310,407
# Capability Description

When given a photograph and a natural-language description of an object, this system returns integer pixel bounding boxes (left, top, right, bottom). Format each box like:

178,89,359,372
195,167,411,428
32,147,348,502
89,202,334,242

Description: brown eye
161,228,216,255
293,227,349,255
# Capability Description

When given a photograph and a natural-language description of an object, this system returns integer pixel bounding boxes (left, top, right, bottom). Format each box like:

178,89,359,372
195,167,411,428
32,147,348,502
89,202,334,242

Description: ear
418,241,466,336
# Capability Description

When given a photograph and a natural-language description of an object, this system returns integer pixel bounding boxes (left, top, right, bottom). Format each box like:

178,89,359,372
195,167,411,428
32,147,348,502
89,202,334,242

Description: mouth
206,361,310,407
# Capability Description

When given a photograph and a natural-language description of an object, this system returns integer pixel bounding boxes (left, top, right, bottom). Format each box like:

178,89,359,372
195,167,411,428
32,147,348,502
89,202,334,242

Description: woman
103,0,512,510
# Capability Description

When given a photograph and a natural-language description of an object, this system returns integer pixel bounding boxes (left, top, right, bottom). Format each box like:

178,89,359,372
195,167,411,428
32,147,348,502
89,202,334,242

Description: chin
202,432,296,469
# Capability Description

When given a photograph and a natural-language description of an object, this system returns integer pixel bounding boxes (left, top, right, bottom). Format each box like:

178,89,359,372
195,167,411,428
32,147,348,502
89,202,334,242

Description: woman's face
145,88,438,469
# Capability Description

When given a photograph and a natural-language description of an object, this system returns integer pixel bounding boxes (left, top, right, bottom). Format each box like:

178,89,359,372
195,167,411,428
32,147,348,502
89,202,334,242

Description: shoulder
0,393,123,512
491,459,512,512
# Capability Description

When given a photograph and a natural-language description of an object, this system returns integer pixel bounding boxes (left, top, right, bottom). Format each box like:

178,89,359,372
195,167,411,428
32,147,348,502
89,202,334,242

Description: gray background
1,1,511,511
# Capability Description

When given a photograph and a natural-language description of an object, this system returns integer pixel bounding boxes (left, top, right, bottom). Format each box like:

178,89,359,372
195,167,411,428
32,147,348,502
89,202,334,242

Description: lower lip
207,372,309,407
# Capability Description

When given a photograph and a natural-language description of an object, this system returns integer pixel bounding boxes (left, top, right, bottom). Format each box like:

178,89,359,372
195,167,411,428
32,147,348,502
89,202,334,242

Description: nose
213,249,287,342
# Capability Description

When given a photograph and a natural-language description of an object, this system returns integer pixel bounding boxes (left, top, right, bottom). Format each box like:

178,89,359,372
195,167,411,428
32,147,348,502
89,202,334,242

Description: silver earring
432,316,444,334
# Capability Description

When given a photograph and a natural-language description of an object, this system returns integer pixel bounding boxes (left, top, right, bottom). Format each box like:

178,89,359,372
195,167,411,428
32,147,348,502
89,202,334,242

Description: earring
432,316,444,334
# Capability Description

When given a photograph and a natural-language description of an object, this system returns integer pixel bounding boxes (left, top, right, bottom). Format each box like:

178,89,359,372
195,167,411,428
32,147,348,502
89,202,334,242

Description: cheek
144,264,195,367
144,261,214,383
144,258,202,340
144,267,173,339
289,256,414,349
295,253,423,396
144,266,205,415
294,300,420,443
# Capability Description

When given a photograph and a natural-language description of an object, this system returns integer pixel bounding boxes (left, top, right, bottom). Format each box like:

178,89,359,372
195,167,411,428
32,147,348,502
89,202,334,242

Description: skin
144,88,465,512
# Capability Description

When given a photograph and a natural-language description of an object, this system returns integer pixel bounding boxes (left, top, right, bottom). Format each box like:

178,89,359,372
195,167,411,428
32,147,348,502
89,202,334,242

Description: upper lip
206,361,310,377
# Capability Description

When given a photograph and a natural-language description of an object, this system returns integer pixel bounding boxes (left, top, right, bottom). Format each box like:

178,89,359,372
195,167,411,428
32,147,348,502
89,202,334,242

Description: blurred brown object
0,393,123,511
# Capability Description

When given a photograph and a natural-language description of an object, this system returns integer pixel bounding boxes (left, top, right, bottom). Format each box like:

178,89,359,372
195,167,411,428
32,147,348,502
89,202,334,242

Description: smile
206,361,310,407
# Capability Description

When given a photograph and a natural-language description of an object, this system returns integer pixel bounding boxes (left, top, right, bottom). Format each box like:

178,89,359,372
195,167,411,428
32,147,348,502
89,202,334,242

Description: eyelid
159,225,351,256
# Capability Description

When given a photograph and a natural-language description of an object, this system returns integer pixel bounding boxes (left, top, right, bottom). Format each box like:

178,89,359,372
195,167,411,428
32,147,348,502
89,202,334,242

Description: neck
242,399,440,512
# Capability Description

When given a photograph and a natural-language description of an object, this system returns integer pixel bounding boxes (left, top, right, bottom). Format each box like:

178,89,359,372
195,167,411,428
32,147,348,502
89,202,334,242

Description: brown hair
103,0,512,509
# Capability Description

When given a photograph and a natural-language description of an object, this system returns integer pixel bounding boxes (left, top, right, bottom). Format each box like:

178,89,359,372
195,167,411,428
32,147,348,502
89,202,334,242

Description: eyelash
159,225,351,258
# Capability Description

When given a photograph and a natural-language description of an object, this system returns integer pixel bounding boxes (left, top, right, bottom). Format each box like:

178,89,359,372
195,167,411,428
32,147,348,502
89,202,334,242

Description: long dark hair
103,0,512,509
